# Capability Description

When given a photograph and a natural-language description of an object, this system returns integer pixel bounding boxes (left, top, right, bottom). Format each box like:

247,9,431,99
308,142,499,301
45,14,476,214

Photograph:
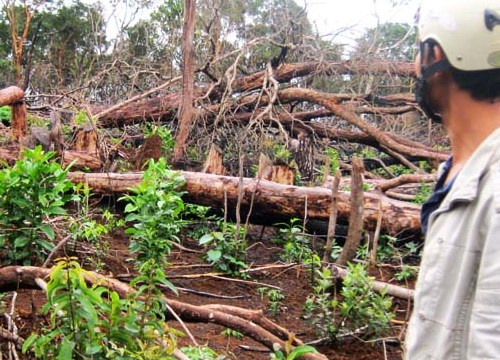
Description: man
407,1,500,359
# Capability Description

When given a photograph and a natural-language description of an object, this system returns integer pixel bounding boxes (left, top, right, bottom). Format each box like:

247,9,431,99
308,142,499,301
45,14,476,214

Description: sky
303,0,419,45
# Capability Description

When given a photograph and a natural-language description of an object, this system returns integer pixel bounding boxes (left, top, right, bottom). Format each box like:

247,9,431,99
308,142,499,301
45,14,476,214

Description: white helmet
418,0,500,71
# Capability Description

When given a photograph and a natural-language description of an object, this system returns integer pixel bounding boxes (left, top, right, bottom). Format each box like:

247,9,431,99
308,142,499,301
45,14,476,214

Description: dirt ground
3,222,412,360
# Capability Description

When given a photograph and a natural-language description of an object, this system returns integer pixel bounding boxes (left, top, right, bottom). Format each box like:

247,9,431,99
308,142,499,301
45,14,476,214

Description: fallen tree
67,171,422,235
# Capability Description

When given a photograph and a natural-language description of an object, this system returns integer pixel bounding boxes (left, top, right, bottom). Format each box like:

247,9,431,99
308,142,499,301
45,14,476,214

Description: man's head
416,0,500,121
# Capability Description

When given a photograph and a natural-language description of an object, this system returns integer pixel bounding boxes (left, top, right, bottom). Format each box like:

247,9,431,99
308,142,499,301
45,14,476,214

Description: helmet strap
415,43,451,123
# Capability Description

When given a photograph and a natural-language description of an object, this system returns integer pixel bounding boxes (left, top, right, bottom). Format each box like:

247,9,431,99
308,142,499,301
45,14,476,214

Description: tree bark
173,0,197,163
11,101,27,141
67,171,422,235
0,86,24,106
337,157,365,266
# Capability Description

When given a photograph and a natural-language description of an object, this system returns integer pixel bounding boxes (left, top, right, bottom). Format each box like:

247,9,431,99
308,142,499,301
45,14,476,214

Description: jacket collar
441,127,500,207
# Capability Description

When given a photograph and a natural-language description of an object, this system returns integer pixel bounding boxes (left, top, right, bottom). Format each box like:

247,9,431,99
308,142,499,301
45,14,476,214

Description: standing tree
173,0,196,163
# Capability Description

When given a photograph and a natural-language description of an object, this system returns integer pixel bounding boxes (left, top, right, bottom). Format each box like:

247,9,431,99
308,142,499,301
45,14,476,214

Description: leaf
57,338,75,360
287,345,318,360
21,333,38,354
207,249,222,263
199,233,213,245
39,224,55,240
14,236,30,248
47,206,67,216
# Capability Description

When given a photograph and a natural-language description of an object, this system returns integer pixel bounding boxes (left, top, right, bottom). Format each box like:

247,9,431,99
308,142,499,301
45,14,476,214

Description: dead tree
173,0,197,163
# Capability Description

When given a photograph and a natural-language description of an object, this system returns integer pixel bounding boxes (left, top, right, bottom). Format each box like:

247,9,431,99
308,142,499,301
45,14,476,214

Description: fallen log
0,266,328,360
67,171,422,235
91,60,415,124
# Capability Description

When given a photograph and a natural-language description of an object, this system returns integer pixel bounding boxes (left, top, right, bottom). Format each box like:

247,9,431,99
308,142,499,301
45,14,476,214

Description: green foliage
180,345,222,360
221,328,244,339
73,110,92,126
0,105,10,122
271,344,318,360
182,203,219,239
325,148,340,174
303,267,339,339
394,264,418,281
0,147,73,265
304,264,394,340
340,263,394,336
143,124,176,158
413,182,433,205
258,287,284,316
199,221,249,277
22,258,178,359
272,143,292,163
69,183,121,269
274,218,314,263
120,158,186,268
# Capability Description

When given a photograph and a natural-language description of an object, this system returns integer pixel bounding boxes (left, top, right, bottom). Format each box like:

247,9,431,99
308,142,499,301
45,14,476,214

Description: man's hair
423,40,500,102
450,68,500,101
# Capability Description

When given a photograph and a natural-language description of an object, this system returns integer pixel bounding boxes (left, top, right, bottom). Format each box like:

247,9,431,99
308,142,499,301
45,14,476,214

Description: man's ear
433,45,444,62
421,42,444,66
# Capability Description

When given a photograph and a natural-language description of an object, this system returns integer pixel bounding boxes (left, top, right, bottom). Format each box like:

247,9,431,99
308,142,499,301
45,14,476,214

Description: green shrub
120,158,186,268
0,106,10,123
274,218,314,264
0,147,73,265
340,263,394,336
199,221,249,277
304,263,395,340
22,258,179,359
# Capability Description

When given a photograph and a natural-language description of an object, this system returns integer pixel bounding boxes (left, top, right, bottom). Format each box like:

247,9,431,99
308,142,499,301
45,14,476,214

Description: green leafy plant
258,287,285,316
69,184,120,269
199,221,249,277
339,263,394,336
303,267,339,339
22,258,179,359
182,203,219,239
394,264,419,281
413,181,433,205
0,105,10,123
180,345,222,360
221,328,244,339
270,335,318,360
0,147,73,265
120,158,186,267
325,148,340,174
274,218,314,264
304,264,395,340
272,143,292,163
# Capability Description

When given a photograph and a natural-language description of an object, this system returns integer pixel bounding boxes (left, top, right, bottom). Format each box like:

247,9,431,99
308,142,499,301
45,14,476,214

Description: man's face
414,42,448,122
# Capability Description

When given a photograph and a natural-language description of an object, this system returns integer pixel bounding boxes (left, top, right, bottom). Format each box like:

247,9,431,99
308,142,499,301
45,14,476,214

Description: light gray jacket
406,128,500,360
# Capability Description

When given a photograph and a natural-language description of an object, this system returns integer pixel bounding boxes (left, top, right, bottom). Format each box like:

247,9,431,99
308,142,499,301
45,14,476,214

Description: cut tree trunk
0,86,24,106
0,86,27,141
337,157,365,266
67,171,422,235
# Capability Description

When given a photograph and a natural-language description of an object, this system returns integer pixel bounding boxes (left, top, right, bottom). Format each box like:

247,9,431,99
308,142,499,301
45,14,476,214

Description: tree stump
0,86,26,141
